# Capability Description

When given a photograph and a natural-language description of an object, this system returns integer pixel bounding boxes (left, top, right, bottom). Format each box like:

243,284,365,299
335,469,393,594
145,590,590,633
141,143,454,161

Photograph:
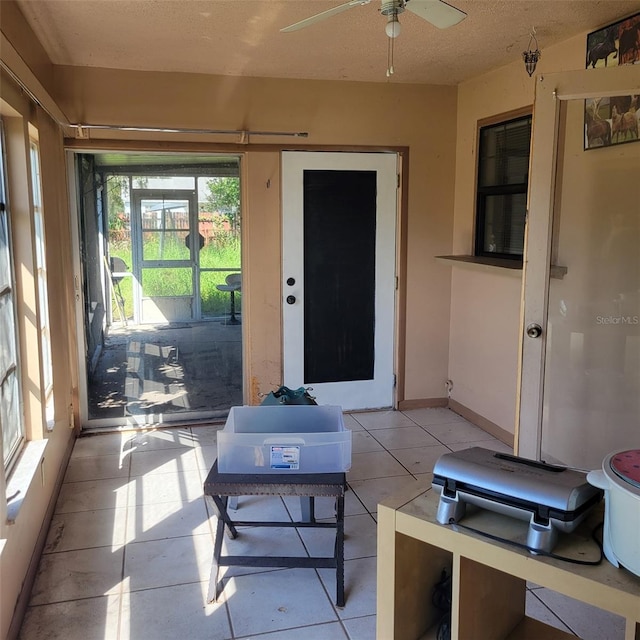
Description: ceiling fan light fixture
385,14,402,38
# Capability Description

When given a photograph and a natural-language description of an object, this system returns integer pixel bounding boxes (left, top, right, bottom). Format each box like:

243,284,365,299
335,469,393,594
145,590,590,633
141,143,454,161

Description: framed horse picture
584,11,640,149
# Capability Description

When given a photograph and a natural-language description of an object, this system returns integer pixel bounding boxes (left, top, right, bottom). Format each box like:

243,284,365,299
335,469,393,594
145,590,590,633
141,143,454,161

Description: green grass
109,236,241,321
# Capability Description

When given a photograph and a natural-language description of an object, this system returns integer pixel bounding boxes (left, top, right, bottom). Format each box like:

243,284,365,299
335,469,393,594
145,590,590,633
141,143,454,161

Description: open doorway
73,152,243,428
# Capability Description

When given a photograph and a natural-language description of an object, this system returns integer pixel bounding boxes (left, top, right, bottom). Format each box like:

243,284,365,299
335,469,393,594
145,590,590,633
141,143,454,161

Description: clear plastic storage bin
217,405,351,473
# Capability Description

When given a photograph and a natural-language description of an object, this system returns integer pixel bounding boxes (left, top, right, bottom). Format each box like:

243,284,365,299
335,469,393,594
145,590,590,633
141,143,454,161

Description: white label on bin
270,445,300,470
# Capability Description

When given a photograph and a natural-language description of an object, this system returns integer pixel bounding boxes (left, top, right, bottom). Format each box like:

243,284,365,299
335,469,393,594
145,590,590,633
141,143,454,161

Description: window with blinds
475,114,532,260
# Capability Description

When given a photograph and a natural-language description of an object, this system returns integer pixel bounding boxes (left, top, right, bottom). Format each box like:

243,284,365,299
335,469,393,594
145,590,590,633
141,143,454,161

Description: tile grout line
117,433,130,640
527,589,578,637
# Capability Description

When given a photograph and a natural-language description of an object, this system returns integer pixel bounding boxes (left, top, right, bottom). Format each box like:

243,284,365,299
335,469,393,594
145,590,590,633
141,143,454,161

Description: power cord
447,520,604,566
431,568,452,640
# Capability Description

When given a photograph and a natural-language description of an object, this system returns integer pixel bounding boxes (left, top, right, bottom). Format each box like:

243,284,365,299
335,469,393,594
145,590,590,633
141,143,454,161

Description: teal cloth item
260,386,317,406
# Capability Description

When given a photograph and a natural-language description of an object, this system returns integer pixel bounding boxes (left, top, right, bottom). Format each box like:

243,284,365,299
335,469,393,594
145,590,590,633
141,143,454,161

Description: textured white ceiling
15,0,640,85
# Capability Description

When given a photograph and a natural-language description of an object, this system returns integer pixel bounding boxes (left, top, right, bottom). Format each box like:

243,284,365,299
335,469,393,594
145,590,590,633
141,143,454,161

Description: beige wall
0,72,78,640
448,33,594,436
53,65,459,403
243,150,283,402
0,1,56,95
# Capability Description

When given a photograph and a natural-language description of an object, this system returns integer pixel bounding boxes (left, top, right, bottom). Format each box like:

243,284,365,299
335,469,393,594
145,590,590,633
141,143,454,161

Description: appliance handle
494,452,566,473
586,469,609,490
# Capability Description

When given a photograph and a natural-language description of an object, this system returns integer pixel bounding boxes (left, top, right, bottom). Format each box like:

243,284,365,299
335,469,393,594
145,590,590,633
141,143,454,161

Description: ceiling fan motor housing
381,0,406,16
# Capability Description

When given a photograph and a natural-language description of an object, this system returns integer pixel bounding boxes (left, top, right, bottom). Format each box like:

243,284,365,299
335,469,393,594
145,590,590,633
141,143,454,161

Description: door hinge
393,374,397,388
397,173,401,189
395,276,399,290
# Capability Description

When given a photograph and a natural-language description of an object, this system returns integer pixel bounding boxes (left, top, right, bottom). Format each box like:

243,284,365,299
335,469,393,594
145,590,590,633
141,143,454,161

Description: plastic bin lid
609,450,640,490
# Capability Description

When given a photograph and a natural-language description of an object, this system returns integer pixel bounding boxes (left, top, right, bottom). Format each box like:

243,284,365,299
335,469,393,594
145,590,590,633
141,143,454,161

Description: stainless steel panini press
431,447,603,553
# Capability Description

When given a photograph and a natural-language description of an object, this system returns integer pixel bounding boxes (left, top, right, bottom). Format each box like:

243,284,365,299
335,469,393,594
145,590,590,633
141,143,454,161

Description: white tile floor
18,409,626,639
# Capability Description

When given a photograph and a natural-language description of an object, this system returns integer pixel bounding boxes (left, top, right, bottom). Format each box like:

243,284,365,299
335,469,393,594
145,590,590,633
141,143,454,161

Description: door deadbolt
526,323,543,339
286,277,295,286
286,295,296,305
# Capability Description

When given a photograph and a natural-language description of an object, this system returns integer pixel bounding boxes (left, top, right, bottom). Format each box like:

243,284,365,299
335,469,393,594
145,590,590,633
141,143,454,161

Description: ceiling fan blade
406,0,466,29
280,0,370,33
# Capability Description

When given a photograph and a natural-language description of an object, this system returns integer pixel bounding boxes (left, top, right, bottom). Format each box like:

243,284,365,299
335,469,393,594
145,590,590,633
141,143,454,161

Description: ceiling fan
280,0,467,36
280,0,466,75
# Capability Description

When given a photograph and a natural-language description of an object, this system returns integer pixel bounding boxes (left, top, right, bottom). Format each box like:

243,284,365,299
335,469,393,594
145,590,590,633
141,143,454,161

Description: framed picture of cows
584,11,639,150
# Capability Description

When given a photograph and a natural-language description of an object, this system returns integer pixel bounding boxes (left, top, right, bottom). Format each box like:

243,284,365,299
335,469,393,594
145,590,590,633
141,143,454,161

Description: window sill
436,256,568,280
5,439,48,524
436,255,523,276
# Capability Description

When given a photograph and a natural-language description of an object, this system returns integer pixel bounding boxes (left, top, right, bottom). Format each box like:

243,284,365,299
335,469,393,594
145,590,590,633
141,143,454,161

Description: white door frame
67,151,90,426
131,188,199,323
67,151,247,429
516,65,640,459
281,151,399,410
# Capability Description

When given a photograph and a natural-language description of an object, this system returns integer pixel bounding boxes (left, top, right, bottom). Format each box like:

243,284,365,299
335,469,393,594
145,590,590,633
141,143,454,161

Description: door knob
526,323,543,338
286,295,296,305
